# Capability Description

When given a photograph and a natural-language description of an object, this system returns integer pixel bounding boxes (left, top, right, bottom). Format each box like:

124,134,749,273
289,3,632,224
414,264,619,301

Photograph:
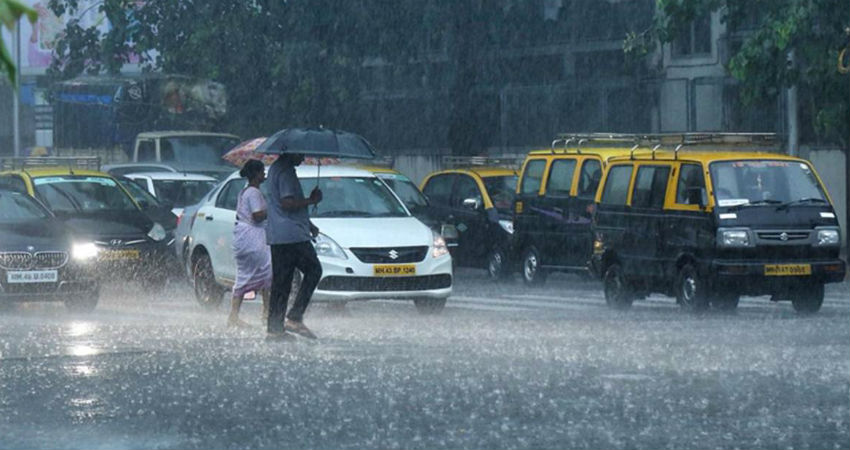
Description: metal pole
787,49,799,157
12,21,21,157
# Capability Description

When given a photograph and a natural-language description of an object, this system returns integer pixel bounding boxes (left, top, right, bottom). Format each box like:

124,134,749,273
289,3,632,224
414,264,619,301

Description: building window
672,13,712,57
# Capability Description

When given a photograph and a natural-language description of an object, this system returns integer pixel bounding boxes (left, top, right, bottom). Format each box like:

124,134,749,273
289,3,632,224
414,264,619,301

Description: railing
0,156,102,172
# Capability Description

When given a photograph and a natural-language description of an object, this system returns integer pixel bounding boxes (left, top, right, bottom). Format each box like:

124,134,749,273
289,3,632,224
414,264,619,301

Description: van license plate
373,265,416,276
764,264,811,276
7,270,58,283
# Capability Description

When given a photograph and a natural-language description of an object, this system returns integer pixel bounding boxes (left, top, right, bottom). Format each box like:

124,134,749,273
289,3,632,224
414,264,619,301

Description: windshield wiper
726,199,781,211
776,197,827,211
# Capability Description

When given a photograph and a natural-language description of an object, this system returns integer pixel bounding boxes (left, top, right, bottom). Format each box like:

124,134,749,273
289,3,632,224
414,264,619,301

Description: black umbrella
255,127,377,160
256,127,377,212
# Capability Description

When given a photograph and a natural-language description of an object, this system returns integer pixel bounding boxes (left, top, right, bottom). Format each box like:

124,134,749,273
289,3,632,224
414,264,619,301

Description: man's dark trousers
267,241,322,333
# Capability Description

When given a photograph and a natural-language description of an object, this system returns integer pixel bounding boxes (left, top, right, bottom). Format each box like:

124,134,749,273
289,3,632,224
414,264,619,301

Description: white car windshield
378,175,428,211
709,160,828,207
299,176,409,218
33,176,138,214
153,179,218,208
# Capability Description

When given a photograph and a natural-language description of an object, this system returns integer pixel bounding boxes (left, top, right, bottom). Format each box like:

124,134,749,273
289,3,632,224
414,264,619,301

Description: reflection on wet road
0,271,847,449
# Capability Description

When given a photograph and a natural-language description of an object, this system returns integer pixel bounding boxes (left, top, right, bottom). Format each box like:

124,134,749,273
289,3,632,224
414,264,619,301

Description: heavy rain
0,1,849,449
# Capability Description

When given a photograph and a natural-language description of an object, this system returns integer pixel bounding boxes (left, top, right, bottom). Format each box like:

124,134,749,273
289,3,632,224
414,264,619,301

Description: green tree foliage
629,0,849,147
0,0,37,85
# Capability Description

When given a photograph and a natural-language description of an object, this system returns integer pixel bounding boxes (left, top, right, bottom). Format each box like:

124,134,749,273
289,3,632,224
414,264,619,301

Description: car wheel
64,289,99,313
711,293,739,311
193,252,225,309
414,298,446,315
791,283,824,314
486,247,510,281
521,246,547,286
676,263,709,312
603,263,633,310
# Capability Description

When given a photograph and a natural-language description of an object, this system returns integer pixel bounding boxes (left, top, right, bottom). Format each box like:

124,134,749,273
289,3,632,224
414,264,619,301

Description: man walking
265,153,323,340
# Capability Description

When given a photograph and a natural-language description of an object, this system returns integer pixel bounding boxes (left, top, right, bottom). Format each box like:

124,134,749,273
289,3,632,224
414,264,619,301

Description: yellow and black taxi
513,138,634,285
591,142,845,313
421,160,518,279
0,158,176,288
0,188,99,311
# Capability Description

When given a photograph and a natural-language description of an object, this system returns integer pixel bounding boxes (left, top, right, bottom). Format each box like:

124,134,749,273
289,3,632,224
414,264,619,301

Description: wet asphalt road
0,270,848,449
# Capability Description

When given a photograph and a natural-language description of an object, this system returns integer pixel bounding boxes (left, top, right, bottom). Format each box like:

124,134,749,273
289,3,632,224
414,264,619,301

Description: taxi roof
430,166,517,178
527,146,637,160
1,167,111,178
605,149,801,165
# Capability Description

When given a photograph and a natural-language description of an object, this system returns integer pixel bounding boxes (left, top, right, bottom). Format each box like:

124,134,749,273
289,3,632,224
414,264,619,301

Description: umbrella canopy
222,137,278,167
254,127,376,160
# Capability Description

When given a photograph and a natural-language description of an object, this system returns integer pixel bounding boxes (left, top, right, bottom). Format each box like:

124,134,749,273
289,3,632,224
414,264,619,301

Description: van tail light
176,212,183,227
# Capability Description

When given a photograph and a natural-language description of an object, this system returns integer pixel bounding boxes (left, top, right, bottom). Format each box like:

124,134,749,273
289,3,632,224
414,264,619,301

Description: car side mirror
441,224,459,240
462,197,482,211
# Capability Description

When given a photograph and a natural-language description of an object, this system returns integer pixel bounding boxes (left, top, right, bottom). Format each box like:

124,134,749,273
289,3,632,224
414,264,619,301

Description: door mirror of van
441,224,459,240
462,197,482,211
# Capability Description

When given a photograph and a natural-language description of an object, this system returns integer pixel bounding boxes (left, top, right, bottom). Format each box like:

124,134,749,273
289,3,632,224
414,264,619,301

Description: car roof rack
0,156,102,172
442,156,523,169
552,132,778,159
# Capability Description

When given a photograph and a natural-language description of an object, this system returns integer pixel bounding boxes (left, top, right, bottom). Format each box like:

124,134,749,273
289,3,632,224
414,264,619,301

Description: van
513,136,636,285
591,134,845,313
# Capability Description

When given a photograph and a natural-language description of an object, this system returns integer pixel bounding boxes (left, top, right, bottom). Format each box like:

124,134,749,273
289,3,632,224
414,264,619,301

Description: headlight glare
816,229,840,246
432,233,449,258
72,242,99,261
148,223,166,241
720,229,750,247
312,233,347,260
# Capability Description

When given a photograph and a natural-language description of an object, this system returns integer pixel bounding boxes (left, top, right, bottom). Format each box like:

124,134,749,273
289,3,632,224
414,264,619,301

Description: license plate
764,264,811,276
7,270,58,283
373,264,416,276
99,249,141,261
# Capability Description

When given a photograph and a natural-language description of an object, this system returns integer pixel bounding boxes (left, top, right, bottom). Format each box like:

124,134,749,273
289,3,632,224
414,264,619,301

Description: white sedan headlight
72,242,99,261
718,229,751,247
432,233,449,258
816,229,840,246
313,233,347,260
147,222,166,242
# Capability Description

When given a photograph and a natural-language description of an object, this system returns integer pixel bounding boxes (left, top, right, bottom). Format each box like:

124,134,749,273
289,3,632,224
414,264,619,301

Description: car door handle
205,216,214,221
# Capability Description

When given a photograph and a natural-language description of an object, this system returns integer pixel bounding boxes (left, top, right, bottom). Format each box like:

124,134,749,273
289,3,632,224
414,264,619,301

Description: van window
137,140,156,162
632,166,670,209
453,175,481,208
422,174,455,206
676,164,706,205
577,159,602,199
520,159,546,195
160,140,175,162
546,159,576,196
600,165,633,205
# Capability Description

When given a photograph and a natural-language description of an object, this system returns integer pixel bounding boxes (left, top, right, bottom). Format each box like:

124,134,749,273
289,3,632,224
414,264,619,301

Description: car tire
414,298,446,315
193,252,225,309
64,289,99,313
486,247,511,281
791,283,824,314
521,246,547,286
603,263,633,310
676,263,709,312
711,293,739,311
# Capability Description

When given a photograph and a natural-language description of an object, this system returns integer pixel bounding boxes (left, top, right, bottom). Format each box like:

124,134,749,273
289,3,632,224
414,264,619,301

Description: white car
186,165,452,314
124,172,218,217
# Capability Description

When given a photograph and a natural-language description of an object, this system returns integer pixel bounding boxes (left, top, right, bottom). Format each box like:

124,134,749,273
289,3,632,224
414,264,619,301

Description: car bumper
312,253,453,302
710,258,846,291
0,277,99,302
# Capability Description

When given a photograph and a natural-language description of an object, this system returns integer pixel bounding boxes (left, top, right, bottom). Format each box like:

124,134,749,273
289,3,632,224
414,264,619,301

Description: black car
0,189,99,311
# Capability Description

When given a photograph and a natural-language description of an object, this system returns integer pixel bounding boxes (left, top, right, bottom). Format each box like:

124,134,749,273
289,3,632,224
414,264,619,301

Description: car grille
349,246,429,264
757,231,810,242
318,274,452,292
0,251,69,270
